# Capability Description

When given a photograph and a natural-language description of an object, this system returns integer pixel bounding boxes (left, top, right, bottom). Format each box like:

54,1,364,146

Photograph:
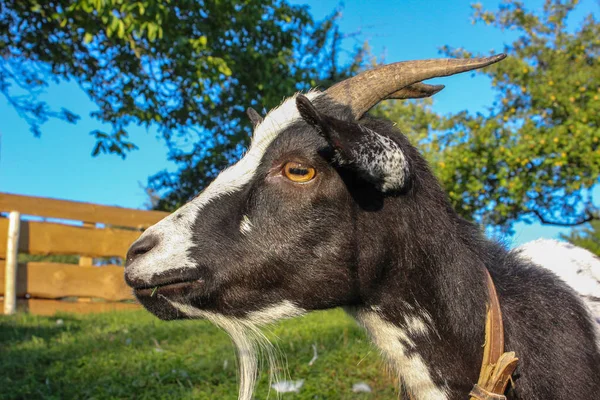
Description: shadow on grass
0,314,82,347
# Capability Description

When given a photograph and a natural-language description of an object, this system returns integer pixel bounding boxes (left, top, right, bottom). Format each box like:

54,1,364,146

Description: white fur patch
240,215,253,235
125,201,199,282
126,91,321,283
356,125,409,192
353,309,448,400
246,301,306,325
169,299,305,327
406,315,429,336
515,239,600,324
516,239,600,298
169,300,305,400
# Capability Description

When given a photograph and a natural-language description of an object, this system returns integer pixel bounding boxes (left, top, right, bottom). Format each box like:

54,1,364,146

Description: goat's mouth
124,267,210,320
133,279,204,299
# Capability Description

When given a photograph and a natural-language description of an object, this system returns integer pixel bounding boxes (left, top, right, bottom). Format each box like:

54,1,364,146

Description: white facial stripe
354,310,448,400
126,201,199,281
128,91,321,283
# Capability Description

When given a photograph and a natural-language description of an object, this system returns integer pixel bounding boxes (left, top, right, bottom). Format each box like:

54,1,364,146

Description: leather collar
469,269,519,400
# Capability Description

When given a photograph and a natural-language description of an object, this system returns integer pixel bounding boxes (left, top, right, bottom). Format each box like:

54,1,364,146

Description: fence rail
1,192,169,315
0,219,140,258
0,193,166,228
0,261,133,301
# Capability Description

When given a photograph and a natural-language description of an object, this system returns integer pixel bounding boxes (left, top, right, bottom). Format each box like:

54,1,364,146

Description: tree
0,0,348,157
1,0,364,211
562,219,600,256
148,14,366,210
377,0,599,231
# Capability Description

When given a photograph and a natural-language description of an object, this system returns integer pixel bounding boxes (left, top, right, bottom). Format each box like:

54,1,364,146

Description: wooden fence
0,193,169,315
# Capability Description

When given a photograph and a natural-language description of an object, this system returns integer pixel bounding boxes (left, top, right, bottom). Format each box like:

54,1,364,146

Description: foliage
371,98,444,165
148,13,366,210
561,219,600,256
0,0,345,159
0,309,396,399
149,0,599,227
433,0,599,229
6,0,596,232
377,1,598,231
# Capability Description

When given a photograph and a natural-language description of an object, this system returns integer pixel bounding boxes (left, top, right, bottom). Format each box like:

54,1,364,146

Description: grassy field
1,308,399,399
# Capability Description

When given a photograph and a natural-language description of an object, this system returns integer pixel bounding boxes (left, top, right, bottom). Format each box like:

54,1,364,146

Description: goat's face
124,92,413,322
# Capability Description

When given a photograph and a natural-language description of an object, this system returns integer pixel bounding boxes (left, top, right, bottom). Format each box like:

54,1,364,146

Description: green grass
0,309,399,399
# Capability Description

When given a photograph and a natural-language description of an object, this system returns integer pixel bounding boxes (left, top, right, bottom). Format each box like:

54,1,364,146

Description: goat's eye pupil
283,161,316,183
290,167,307,175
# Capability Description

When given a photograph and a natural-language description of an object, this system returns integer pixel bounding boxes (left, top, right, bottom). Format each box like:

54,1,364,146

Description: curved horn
325,54,506,119
386,82,445,100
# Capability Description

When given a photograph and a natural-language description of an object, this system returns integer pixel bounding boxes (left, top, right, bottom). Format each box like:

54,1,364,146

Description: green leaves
91,129,139,158
447,1,598,229
0,0,335,166
376,0,598,231
83,32,93,44
562,218,600,256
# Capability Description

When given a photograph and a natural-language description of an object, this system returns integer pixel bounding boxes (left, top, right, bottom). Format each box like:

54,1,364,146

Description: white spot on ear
126,91,321,284
356,125,409,192
240,215,253,235
353,309,448,400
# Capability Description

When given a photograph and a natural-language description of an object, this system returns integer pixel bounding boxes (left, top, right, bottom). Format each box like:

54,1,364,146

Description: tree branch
532,210,595,227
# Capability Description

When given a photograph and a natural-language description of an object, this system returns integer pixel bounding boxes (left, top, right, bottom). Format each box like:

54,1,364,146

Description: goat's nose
126,234,159,266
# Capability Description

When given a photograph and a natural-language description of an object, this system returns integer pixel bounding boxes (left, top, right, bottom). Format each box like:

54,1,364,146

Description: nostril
131,240,154,256
126,234,159,266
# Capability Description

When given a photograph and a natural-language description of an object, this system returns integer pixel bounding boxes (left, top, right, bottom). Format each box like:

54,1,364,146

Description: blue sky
1,0,598,247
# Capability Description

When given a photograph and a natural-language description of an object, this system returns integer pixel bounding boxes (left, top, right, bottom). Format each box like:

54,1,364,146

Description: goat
124,55,600,400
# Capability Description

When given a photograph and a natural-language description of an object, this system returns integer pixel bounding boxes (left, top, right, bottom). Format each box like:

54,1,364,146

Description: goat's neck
350,245,490,399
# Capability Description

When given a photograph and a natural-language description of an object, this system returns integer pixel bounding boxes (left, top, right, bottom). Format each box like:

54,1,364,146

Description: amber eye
283,161,316,183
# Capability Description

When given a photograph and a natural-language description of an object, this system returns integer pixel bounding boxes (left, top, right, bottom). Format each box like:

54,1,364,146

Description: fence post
4,211,21,315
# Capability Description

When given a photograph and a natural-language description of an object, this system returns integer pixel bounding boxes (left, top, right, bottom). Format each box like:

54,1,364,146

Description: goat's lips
134,279,204,298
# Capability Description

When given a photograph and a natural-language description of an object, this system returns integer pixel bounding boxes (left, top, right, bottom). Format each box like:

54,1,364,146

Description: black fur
127,94,600,399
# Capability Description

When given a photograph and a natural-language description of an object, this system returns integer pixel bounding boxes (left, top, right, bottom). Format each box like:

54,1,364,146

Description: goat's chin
134,292,187,320
132,278,208,320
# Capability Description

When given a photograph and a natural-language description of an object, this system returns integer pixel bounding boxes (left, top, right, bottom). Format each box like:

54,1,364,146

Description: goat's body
487,246,600,399
349,223,600,399
343,118,600,399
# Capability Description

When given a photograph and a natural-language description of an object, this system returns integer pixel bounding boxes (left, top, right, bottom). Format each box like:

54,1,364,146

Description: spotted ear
296,94,410,192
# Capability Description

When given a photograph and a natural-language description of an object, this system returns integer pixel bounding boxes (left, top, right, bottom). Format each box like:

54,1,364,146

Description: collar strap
469,269,519,400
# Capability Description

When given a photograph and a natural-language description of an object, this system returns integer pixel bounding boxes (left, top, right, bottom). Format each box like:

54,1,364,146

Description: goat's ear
296,94,410,192
246,107,263,128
